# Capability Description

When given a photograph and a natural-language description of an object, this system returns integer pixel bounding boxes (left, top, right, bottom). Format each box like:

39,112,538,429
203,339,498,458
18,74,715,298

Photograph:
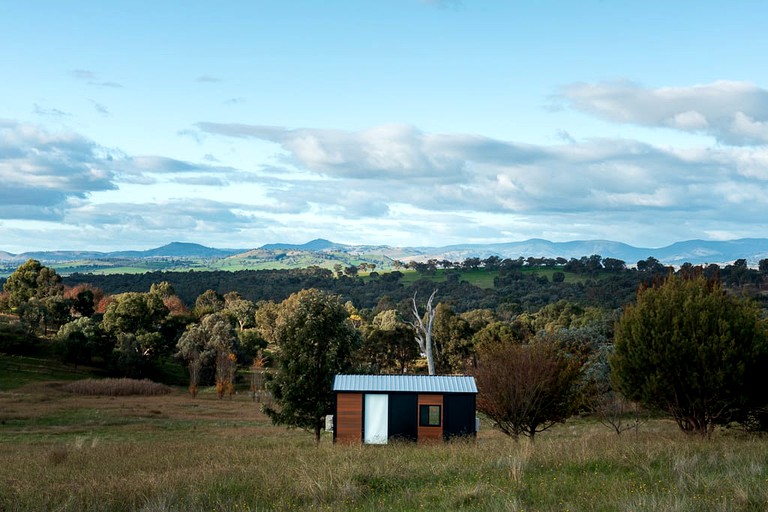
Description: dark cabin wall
388,394,418,441
443,394,477,439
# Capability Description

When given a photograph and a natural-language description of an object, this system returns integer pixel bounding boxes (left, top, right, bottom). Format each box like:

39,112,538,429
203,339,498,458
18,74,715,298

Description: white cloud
558,80,768,146
197,123,468,181
0,120,117,215
193,121,768,247
670,111,709,130
4,111,768,251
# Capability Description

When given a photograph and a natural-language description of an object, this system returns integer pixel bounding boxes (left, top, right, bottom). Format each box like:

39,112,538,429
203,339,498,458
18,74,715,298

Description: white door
364,394,388,444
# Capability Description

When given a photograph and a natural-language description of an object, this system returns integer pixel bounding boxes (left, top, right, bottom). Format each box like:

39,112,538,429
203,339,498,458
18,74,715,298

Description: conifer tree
612,275,768,435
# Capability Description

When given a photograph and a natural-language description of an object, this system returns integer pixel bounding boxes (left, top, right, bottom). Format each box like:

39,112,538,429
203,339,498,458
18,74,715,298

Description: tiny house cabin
332,374,477,444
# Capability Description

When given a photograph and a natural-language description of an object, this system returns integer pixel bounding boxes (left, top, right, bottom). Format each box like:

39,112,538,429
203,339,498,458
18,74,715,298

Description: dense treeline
57,255,768,314
3,254,768,438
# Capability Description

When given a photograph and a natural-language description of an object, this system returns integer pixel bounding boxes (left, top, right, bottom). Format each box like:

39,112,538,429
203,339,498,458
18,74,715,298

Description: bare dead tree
187,348,202,398
410,289,437,375
251,350,267,403
596,391,647,435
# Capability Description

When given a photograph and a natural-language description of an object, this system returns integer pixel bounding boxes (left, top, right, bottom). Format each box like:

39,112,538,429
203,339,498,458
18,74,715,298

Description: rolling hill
1,237,767,277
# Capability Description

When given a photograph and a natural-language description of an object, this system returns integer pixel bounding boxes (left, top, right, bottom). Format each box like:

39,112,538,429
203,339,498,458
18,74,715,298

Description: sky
2,0,768,253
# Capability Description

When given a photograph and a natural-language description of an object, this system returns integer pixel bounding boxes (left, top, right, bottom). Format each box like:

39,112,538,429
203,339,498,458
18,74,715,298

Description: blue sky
2,0,768,252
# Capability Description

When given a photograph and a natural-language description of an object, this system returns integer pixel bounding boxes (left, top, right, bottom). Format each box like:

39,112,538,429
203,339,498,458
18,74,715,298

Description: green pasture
397,267,592,289
0,354,95,390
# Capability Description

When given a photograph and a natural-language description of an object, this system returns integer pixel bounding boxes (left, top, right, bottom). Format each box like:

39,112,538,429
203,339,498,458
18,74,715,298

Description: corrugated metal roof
333,374,477,393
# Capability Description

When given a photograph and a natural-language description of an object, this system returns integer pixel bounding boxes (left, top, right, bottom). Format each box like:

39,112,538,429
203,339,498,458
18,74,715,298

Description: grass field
397,267,591,289
1,373,767,511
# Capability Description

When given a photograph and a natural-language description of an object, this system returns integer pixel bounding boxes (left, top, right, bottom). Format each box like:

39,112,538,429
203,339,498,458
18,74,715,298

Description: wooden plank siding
336,393,362,444
417,394,443,443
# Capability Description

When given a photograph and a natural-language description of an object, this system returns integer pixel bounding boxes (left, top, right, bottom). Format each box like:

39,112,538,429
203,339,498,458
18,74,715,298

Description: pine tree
611,274,768,435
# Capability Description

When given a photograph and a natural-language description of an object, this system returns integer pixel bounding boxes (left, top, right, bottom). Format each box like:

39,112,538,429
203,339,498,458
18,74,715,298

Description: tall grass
0,389,766,511
61,378,173,396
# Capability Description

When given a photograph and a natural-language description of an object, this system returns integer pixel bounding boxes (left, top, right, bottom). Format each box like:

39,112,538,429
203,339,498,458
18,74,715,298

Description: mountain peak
260,239,343,251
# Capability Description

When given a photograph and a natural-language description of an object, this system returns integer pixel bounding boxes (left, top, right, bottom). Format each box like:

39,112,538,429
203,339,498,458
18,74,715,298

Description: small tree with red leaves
476,340,582,440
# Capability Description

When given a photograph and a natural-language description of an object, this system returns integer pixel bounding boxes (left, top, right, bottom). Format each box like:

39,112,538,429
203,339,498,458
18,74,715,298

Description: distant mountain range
400,238,768,267
2,238,768,270
0,242,242,262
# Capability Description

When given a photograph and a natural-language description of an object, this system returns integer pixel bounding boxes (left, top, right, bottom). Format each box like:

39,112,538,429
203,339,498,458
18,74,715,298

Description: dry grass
61,378,173,396
1,384,767,511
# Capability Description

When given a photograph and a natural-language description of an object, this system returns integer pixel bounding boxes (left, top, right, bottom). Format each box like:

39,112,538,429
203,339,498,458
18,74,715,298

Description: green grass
1,252,399,277
1,380,767,511
0,353,96,390
397,267,592,289
398,268,497,288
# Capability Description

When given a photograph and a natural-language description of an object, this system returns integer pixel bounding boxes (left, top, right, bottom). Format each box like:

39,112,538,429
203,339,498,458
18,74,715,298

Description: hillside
2,237,768,278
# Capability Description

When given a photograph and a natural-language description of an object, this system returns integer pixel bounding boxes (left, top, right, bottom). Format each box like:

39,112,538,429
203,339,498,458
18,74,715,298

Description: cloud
197,123,469,181
171,176,227,186
129,156,203,174
556,129,576,144
69,69,123,88
113,156,238,183
66,199,257,230
33,104,72,118
0,119,118,217
177,128,204,143
193,122,768,239
0,121,240,222
90,100,110,116
5,112,768,251
558,80,768,146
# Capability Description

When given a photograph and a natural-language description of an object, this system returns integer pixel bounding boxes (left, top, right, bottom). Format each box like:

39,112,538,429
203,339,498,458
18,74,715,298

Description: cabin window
419,404,441,427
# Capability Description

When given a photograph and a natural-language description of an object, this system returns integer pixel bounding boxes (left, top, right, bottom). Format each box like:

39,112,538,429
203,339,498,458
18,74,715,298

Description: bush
475,340,583,439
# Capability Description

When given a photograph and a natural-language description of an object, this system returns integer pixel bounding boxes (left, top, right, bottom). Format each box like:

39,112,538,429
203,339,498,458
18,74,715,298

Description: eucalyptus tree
264,289,360,444
2,259,64,311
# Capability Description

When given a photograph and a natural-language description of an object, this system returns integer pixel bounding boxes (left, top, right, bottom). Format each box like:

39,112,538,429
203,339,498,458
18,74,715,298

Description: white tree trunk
411,290,437,375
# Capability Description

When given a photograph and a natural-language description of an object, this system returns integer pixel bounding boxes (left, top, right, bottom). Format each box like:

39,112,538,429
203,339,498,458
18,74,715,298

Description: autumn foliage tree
611,274,768,436
216,350,237,399
475,340,583,439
